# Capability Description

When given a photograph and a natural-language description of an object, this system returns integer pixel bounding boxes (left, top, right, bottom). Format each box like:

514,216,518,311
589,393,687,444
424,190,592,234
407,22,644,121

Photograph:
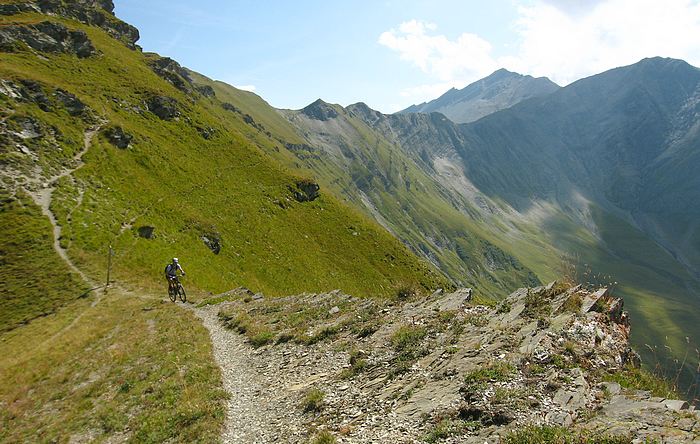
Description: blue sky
114,0,700,113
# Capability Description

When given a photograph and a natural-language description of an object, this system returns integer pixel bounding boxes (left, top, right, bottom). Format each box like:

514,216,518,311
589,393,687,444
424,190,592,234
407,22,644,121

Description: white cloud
378,19,499,82
511,0,700,85
380,0,700,102
234,84,257,92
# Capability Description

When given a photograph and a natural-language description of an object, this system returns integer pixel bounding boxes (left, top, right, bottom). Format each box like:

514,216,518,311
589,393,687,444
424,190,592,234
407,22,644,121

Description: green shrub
464,362,515,385
391,325,427,351
422,419,468,443
301,388,325,413
249,329,274,348
310,430,336,444
395,281,420,301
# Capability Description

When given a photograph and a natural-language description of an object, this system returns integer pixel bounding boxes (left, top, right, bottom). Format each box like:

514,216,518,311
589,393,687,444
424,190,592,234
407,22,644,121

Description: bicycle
167,275,187,303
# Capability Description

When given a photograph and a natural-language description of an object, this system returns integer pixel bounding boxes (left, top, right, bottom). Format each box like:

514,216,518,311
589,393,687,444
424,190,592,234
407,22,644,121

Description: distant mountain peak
399,69,559,123
301,98,339,121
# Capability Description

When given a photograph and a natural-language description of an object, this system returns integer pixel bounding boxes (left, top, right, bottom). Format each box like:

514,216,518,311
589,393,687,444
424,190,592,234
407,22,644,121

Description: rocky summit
205,283,699,443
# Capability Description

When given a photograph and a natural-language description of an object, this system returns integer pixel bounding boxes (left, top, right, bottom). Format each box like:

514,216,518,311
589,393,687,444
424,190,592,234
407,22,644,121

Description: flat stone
663,399,689,411
602,382,622,396
581,288,608,313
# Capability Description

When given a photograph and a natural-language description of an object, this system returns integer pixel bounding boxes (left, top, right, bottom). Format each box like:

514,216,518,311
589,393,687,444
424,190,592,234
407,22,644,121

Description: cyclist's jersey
165,263,184,277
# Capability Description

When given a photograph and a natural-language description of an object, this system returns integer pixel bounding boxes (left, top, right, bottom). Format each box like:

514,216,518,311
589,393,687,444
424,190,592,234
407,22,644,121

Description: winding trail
25,124,106,346
29,125,103,289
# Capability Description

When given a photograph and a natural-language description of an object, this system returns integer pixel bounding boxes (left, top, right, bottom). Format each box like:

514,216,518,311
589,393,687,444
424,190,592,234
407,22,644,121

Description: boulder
104,126,133,149
17,80,52,111
291,179,320,202
222,102,240,113
137,226,155,239
145,96,180,120
197,126,216,140
201,233,221,254
148,56,195,94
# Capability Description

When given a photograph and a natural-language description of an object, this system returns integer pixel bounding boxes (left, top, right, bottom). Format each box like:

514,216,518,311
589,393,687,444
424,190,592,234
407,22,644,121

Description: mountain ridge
400,68,560,123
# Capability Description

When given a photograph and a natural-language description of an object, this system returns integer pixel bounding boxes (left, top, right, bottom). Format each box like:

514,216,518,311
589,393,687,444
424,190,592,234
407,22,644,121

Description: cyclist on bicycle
165,257,185,292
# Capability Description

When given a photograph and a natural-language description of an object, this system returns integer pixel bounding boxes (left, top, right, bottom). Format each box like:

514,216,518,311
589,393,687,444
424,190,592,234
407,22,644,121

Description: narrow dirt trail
29,124,103,289
191,304,302,444
26,125,107,347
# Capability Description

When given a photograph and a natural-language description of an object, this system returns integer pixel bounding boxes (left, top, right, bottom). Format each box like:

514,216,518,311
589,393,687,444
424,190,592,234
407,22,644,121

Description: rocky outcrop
0,0,140,49
137,226,155,239
0,21,97,58
104,126,133,149
145,96,180,121
290,179,320,202
201,233,222,254
53,89,87,116
301,99,339,121
146,55,217,100
209,283,699,443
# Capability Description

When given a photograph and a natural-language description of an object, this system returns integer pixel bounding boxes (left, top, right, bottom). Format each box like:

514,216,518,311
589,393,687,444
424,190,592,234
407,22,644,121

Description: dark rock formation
0,21,97,58
301,99,339,121
148,56,192,93
0,3,40,15
201,233,222,254
222,102,240,113
104,126,133,149
0,1,139,49
290,179,320,202
53,89,86,116
17,80,52,111
196,85,215,98
137,226,155,239
145,96,180,120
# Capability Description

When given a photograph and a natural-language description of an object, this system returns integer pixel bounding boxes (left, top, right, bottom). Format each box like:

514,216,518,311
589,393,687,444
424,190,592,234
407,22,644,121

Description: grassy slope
0,193,89,331
0,290,226,443
187,78,542,298
0,11,447,308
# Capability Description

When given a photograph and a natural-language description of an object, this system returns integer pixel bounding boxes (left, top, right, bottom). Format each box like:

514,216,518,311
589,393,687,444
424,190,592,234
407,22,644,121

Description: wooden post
107,245,113,287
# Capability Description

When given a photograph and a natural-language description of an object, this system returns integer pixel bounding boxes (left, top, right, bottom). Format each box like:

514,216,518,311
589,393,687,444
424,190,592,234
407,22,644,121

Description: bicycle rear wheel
177,284,187,303
168,285,176,302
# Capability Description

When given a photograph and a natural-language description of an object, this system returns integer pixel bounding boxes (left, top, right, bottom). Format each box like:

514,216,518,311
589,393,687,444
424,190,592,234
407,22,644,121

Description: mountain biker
165,257,185,292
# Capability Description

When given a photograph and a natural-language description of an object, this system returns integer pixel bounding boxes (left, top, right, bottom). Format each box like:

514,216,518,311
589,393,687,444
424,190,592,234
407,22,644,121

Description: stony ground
195,285,700,443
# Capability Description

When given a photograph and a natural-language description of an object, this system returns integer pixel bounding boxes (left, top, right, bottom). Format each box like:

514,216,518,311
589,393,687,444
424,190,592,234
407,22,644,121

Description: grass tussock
604,365,679,399
503,425,632,444
464,362,515,385
301,388,325,413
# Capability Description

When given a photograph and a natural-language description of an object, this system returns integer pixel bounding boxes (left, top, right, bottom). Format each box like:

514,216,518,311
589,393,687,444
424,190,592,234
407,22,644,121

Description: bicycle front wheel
177,284,187,303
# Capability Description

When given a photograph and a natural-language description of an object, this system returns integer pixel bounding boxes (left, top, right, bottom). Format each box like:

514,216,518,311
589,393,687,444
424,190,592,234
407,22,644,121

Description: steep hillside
0,0,449,334
401,69,560,123
374,58,700,386
195,58,700,392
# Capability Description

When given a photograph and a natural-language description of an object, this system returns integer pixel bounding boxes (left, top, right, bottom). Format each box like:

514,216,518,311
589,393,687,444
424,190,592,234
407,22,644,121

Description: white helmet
173,257,179,263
